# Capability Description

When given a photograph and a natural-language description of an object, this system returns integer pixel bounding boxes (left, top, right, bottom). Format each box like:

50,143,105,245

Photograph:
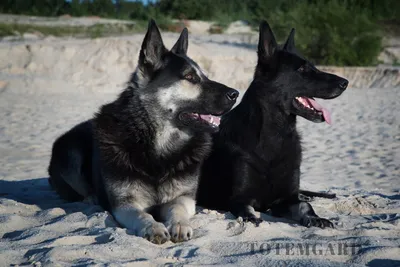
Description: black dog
197,21,348,228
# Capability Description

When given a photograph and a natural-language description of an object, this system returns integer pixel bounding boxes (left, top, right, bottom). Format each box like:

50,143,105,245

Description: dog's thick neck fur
92,20,237,183
250,78,297,132
93,76,212,181
219,77,300,158
130,70,193,156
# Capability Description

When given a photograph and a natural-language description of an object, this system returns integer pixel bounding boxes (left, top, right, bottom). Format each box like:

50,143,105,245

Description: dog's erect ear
139,19,167,69
283,28,296,51
171,28,188,55
258,20,278,59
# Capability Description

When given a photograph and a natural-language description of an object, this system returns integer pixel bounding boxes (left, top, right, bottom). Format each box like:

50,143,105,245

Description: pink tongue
199,114,221,126
307,98,332,125
199,114,210,120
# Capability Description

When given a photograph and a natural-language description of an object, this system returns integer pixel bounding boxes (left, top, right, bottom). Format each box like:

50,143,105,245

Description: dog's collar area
294,97,331,124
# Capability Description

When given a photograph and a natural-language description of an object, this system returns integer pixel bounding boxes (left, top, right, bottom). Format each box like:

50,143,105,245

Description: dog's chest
120,174,198,208
156,176,198,203
264,141,301,177
256,135,302,202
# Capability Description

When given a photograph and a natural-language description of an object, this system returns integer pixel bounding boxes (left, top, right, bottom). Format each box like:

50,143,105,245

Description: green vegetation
263,1,383,66
0,22,145,38
1,0,399,65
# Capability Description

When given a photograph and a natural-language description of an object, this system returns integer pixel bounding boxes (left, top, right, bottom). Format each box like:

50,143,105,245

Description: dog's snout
339,79,348,90
226,89,239,101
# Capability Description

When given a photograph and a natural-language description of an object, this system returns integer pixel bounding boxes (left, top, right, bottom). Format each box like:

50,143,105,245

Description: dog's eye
184,73,199,83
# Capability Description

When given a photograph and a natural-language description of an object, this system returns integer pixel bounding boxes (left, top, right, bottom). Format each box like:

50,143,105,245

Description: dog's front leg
113,204,170,244
159,195,195,242
229,159,263,226
230,201,263,226
271,200,334,228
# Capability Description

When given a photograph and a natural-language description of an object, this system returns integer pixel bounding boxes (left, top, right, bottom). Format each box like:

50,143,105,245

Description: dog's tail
299,189,336,199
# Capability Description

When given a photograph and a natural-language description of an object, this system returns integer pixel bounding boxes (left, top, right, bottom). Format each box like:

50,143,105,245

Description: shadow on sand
0,177,103,214
0,178,118,241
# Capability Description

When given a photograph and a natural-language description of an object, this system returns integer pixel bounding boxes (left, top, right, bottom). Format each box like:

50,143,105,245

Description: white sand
0,34,399,267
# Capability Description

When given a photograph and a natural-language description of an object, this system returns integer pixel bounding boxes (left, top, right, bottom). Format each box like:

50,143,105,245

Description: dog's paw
141,222,170,244
301,216,334,229
168,222,193,243
243,216,263,227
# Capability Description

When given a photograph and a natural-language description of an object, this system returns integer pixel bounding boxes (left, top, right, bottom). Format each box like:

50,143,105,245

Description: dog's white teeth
210,117,214,124
296,97,316,111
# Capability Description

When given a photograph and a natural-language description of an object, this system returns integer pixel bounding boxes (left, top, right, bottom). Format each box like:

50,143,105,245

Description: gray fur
48,20,238,245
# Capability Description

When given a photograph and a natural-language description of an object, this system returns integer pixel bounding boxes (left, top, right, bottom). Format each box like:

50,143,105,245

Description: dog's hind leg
270,198,334,228
48,171,83,202
48,149,92,202
158,195,196,243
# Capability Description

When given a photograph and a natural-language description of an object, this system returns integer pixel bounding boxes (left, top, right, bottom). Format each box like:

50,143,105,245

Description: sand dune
0,34,399,266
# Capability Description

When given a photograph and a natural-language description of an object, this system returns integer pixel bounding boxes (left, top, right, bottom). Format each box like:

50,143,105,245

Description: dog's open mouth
179,112,221,131
196,113,221,127
294,97,332,124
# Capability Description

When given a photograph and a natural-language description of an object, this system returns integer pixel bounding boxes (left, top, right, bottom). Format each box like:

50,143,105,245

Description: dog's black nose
226,89,239,101
339,80,348,89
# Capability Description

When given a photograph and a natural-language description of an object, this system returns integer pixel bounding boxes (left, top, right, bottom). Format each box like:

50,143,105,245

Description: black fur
299,190,336,201
48,20,238,243
48,120,94,202
197,20,348,229
91,87,213,210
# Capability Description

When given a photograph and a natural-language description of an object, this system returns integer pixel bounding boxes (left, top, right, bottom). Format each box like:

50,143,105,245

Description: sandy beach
0,33,399,266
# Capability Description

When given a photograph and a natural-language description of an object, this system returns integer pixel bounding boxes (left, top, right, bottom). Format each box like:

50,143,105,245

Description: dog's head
254,20,348,124
132,20,239,133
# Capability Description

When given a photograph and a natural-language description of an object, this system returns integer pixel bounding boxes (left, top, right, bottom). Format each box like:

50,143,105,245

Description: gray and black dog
48,20,239,244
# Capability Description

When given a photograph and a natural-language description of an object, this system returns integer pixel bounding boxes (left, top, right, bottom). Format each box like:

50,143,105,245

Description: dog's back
48,120,94,201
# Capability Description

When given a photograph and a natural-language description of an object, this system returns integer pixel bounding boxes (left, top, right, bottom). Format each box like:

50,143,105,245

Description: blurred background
1,0,400,66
